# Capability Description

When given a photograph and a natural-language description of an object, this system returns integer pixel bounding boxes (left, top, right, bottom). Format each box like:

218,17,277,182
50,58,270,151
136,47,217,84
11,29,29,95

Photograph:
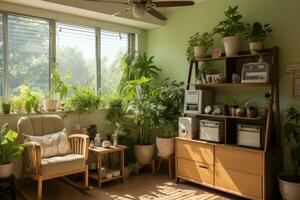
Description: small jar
230,105,239,117
94,133,102,147
232,73,241,84
247,106,257,118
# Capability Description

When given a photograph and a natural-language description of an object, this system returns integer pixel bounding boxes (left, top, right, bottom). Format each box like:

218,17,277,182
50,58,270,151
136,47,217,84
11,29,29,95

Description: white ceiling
1,0,202,29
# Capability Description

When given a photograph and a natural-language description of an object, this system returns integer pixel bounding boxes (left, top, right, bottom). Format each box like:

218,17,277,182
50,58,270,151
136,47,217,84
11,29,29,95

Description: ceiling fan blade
146,7,167,20
113,7,132,16
153,1,195,7
83,0,130,5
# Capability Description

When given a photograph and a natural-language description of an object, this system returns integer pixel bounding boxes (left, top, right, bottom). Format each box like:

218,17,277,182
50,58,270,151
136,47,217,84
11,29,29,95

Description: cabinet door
177,158,214,186
215,165,262,199
176,139,214,165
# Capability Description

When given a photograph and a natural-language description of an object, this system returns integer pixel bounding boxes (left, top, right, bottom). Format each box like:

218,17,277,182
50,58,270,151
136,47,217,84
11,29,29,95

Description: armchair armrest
68,134,90,160
23,142,42,175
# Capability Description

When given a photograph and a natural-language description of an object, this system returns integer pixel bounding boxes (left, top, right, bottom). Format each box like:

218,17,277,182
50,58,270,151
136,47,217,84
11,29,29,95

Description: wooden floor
17,173,244,200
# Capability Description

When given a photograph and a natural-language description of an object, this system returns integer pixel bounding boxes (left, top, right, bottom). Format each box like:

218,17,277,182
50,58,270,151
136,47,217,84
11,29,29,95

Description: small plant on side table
186,32,214,61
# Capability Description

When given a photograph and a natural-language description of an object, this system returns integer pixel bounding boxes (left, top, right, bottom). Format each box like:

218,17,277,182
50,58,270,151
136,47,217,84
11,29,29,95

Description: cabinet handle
198,165,208,169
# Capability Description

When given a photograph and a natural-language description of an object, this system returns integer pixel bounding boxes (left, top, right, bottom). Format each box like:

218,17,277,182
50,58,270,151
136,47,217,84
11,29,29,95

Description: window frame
0,11,136,97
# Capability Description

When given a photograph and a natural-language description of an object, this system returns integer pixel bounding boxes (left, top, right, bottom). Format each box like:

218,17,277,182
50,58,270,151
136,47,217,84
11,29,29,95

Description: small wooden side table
89,145,126,188
0,175,16,200
156,155,174,179
136,160,156,176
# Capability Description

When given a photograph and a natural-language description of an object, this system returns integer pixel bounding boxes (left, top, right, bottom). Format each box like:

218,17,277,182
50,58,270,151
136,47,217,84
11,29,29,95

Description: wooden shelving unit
176,47,281,200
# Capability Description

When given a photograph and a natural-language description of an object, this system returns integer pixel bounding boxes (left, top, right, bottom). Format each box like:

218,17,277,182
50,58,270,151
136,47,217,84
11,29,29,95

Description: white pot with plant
213,5,246,56
156,122,176,158
186,32,214,61
245,22,273,55
44,62,69,112
278,106,300,200
0,123,24,178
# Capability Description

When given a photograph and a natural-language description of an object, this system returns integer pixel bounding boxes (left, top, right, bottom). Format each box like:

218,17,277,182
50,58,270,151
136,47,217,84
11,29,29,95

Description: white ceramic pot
223,36,240,56
134,145,153,164
156,137,175,158
193,46,207,59
278,175,300,200
249,41,264,55
112,170,120,177
43,100,58,112
0,163,14,178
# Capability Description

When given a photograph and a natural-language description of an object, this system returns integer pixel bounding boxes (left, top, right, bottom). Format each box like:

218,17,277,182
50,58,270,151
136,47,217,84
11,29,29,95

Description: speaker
178,117,199,140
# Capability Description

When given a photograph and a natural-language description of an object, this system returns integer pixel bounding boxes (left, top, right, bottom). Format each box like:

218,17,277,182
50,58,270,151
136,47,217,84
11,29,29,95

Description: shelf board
187,113,263,121
189,82,272,88
89,171,123,183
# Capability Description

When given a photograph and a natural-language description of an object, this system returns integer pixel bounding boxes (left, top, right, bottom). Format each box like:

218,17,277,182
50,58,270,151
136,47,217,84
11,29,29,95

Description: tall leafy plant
0,123,24,165
284,106,300,177
49,62,70,101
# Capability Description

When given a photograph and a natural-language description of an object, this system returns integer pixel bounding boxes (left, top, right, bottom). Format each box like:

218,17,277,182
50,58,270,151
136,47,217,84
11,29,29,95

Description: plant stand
0,175,16,200
136,160,155,176
156,155,174,179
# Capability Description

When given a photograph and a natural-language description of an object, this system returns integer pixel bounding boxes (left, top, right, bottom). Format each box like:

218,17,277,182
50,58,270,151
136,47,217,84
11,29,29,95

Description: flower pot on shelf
43,100,58,112
278,174,300,200
0,163,14,178
249,41,264,55
193,46,207,59
236,108,246,117
223,36,240,56
156,137,175,158
1,103,11,114
134,145,153,164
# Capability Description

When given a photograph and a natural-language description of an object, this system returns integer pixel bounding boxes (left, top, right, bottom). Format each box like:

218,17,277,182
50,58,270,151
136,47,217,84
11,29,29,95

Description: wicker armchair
17,115,90,200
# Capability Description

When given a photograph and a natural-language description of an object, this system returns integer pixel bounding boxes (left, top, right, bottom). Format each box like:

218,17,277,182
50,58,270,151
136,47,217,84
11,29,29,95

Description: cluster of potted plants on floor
186,5,273,60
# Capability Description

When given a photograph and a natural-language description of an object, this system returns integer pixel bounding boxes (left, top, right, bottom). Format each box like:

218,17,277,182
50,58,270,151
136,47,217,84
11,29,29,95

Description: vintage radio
237,124,264,148
241,61,270,83
199,120,224,142
184,90,213,115
178,117,199,140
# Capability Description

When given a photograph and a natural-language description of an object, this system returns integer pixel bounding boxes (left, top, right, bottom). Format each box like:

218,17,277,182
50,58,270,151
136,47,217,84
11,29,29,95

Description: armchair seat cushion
41,154,85,176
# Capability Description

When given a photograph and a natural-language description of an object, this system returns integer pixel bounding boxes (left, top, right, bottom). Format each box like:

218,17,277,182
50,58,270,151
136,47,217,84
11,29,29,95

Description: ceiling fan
83,0,195,20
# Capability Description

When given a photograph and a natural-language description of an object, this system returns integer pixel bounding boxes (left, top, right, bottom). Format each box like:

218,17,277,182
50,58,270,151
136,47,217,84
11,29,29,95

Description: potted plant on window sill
245,22,273,55
0,123,24,178
44,62,69,112
213,5,246,56
1,97,12,114
278,106,300,200
186,32,214,61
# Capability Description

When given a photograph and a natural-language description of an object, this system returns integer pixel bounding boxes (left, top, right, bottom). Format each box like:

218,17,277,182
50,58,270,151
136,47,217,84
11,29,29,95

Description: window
100,29,129,95
0,14,3,96
56,23,96,89
8,15,50,94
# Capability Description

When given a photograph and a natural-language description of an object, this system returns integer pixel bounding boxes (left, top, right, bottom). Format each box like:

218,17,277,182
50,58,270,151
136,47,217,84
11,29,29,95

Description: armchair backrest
17,115,64,137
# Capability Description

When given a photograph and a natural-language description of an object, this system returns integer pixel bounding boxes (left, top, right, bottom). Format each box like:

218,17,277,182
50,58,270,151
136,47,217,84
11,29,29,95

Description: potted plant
245,22,273,55
126,77,165,163
0,123,24,178
156,121,177,157
213,5,246,56
112,123,127,147
1,97,12,114
186,32,214,61
278,106,300,200
12,85,42,114
231,98,251,117
44,62,69,112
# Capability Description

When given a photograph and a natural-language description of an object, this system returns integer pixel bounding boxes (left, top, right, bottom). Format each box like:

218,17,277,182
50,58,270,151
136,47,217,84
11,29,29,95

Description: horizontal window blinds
0,14,3,96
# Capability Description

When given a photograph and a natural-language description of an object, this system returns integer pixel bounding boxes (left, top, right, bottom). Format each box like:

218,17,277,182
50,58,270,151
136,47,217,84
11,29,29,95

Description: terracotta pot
223,36,240,56
134,145,153,164
249,41,264,55
0,163,14,178
278,175,300,200
43,100,58,112
193,46,207,59
156,137,175,158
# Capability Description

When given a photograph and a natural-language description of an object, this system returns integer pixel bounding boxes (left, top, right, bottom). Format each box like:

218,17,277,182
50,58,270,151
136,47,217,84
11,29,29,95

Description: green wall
146,0,300,172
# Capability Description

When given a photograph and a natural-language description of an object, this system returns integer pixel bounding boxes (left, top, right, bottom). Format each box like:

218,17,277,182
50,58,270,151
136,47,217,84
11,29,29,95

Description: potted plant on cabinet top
0,123,24,178
245,22,273,55
278,106,300,200
186,32,214,61
213,5,246,56
44,63,69,112
126,77,165,164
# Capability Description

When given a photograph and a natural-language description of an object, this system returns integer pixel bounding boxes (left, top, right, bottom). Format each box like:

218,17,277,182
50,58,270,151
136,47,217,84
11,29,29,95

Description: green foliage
198,62,218,77
12,85,43,114
157,120,177,138
112,122,127,140
67,84,101,113
186,32,214,61
230,98,251,110
0,123,24,164
49,62,70,101
284,106,300,176
106,96,125,122
213,5,246,37
245,22,273,42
